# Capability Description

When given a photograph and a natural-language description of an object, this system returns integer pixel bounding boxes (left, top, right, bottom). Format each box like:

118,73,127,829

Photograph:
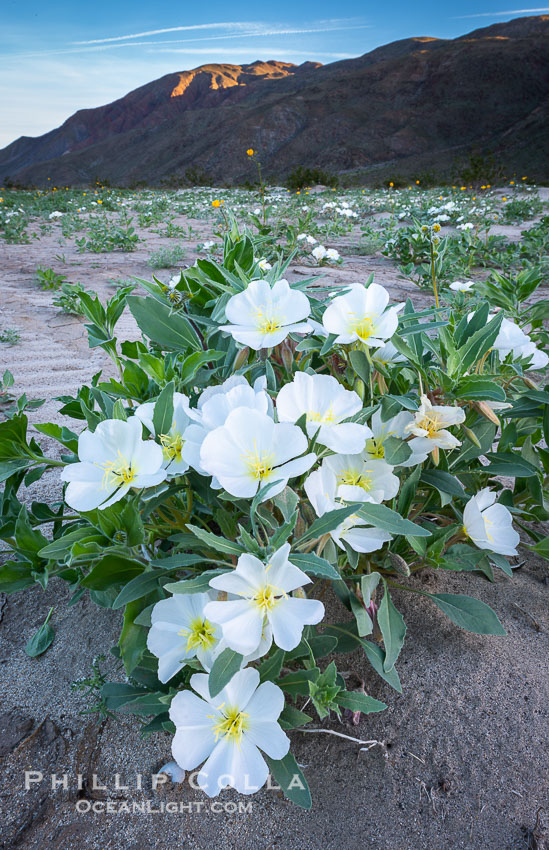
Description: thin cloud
15,23,371,59
146,47,354,58
73,22,258,45
453,7,549,17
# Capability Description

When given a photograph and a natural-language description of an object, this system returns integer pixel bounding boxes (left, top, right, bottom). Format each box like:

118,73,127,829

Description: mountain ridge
2,15,548,185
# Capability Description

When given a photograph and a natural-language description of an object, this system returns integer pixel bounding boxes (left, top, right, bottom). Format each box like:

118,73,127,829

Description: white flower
449,280,475,292
312,245,327,262
170,667,289,797
183,377,271,477
60,417,165,511
257,259,272,271
297,234,316,244
219,279,312,350
322,282,403,346
336,208,357,218
305,466,392,553
326,248,340,261
167,273,181,289
147,591,225,682
135,392,193,477
200,407,316,500
492,317,549,370
463,488,519,556
276,372,371,453
202,240,215,250
366,408,427,467
205,543,324,655
370,341,406,368
324,454,399,504
405,395,465,455
48,211,63,220
457,222,474,231
516,341,549,370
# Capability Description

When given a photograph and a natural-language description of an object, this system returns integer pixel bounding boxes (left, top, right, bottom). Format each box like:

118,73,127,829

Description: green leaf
383,436,412,465
440,544,488,573
528,536,549,561
265,752,312,810
288,552,340,580
150,554,209,569
298,505,360,543
152,381,174,437
186,524,244,556
336,691,387,714
455,376,506,402
119,598,149,675
278,705,312,730
102,682,150,710
377,583,407,671
449,312,503,377
33,422,79,453
127,295,202,351
349,349,370,384
420,470,465,498
361,639,403,691
112,570,172,609
25,607,55,657
39,527,102,559
481,452,539,478
398,464,422,517
323,622,402,692
349,591,373,637
273,487,299,522
180,350,225,385
15,505,48,555
269,512,298,549
112,399,127,421
81,555,144,591
428,593,506,635
357,503,431,537
360,572,381,606
276,668,320,698
208,648,244,698
258,649,285,682
0,560,36,593
250,479,283,535
164,569,226,595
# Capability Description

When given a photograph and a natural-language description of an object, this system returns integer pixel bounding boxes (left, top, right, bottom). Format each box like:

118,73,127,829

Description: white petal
245,720,290,759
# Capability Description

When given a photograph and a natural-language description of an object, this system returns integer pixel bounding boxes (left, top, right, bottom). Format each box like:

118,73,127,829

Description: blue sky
1,1,547,147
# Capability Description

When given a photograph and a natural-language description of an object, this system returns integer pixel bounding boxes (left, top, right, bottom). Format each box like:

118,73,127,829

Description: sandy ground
0,203,548,850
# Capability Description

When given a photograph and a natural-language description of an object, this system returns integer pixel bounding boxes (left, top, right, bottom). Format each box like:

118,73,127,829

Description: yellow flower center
307,406,336,424
337,469,373,491
350,315,375,341
160,430,184,462
255,309,282,335
415,412,444,439
242,444,275,481
101,451,137,489
366,437,385,458
212,705,249,743
252,583,285,612
179,617,217,652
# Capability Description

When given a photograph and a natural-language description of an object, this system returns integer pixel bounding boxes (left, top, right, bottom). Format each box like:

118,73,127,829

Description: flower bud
462,425,481,448
388,552,411,577
233,346,250,371
475,401,500,427
353,377,365,401
281,342,294,373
